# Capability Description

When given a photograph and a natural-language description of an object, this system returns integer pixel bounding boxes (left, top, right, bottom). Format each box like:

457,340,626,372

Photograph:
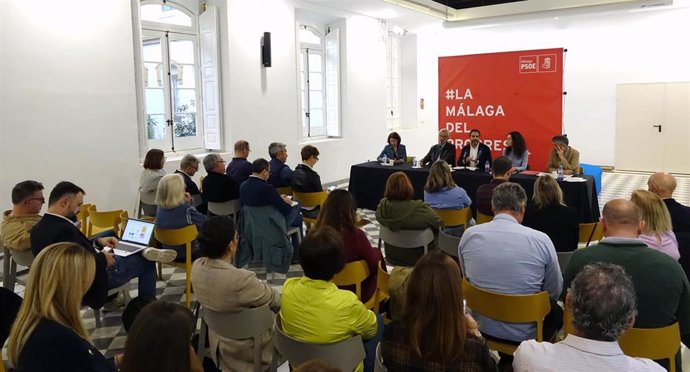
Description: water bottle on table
382,154,388,164
412,157,418,167
557,165,564,179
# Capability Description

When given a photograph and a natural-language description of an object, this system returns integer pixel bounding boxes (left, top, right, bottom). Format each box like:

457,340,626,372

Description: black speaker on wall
261,32,271,67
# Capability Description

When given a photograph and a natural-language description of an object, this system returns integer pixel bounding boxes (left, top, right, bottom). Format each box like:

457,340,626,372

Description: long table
348,162,600,223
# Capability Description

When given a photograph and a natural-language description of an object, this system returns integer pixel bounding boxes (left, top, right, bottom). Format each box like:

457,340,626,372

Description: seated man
226,140,252,185
175,154,206,214
420,129,456,167
1,180,44,253
267,142,293,188
291,145,323,193
475,156,512,217
648,172,690,279
30,182,175,309
459,128,492,169
514,263,665,372
547,134,580,174
563,199,690,369
202,153,239,204
459,182,562,367
281,227,381,372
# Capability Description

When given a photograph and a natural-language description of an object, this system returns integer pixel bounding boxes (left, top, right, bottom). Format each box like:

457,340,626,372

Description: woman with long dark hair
503,131,529,172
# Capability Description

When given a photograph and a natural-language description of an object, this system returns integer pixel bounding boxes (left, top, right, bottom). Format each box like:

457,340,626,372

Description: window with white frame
137,1,222,153
298,24,340,139
386,33,402,130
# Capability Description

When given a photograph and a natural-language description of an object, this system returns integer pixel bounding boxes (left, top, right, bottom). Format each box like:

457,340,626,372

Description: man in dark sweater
267,142,293,188
226,140,252,185
475,156,512,216
563,199,690,369
202,153,239,203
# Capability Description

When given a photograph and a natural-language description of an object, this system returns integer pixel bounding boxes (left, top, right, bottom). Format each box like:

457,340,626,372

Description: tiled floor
2,171,689,370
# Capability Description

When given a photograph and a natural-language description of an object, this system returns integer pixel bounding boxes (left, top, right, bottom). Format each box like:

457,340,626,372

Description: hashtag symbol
445,89,454,100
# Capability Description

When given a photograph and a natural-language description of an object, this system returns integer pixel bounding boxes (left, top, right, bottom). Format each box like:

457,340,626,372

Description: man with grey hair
420,128,456,166
267,142,293,188
514,263,664,371
563,199,690,369
459,182,562,367
201,153,239,204
174,155,204,209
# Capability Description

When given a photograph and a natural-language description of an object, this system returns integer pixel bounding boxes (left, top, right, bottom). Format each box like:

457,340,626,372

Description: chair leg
157,262,163,281
93,309,102,328
8,259,17,292
198,317,208,363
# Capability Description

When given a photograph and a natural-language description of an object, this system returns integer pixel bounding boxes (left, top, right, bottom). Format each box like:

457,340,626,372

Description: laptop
112,218,155,257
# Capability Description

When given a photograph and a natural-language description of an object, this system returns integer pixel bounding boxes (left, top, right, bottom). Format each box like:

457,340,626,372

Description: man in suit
30,182,175,309
175,154,206,214
648,172,690,279
421,129,456,167
546,134,580,174
202,153,240,203
226,140,252,185
459,129,492,169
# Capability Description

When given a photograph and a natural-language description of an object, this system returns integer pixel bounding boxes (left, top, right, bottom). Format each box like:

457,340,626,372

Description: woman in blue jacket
377,132,407,164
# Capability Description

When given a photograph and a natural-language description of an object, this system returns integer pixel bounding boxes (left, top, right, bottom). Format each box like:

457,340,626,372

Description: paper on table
564,177,587,182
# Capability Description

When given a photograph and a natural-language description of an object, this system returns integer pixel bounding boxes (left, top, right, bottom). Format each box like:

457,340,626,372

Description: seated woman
376,172,442,266
281,227,382,372
377,131,407,164
139,149,166,215
314,189,385,303
191,216,281,372
155,173,205,262
381,251,496,372
423,160,472,210
522,174,579,252
6,242,116,371
503,131,529,172
631,190,680,260
119,301,203,372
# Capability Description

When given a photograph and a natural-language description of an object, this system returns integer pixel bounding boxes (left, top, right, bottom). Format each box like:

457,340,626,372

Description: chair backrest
274,316,365,371
153,225,198,246
375,343,387,372
333,260,371,300
119,210,129,236
199,175,205,192
140,189,157,205
373,264,390,314
76,203,92,235
438,228,461,258
276,186,293,196
378,226,435,251
191,194,203,208
476,211,493,225
619,323,680,372
434,208,471,228
207,199,242,217
462,278,551,341
578,222,603,247
556,251,573,274
292,191,328,209
87,206,124,237
201,305,275,372
10,249,35,268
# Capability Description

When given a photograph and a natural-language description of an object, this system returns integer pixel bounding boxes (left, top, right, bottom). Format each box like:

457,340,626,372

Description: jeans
106,254,156,298
363,313,384,372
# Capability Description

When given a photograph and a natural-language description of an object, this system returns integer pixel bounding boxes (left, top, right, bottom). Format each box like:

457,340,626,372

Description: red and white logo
519,55,538,73
539,54,557,72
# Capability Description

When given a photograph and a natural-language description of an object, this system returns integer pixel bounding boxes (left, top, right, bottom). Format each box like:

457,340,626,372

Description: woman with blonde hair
155,173,206,262
6,242,116,371
523,174,579,252
631,189,680,260
424,160,472,210
381,251,496,371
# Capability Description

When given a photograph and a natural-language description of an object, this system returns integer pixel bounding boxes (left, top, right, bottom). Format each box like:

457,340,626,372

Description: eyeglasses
314,157,319,161
217,160,226,164
27,197,45,203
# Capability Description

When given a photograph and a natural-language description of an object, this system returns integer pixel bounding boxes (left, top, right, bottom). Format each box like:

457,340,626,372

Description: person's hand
464,313,482,338
510,166,517,174
113,353,124,368
189,345,204,372
555,145,565,158
98,237,118,248
103,252,116,267
184,192,192,202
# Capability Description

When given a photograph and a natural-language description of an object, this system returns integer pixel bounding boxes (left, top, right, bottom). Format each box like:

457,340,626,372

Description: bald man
563,199,690,368
648,172,690,279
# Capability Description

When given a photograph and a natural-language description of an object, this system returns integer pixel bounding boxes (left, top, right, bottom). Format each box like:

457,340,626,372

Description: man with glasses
201,153,240,205
291,145,322,193
175,154,206,214
1,180,45,253
226,140,253,185
421,128,456,167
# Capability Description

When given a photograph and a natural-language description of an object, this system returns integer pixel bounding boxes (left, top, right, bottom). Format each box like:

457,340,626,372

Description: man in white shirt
514,262,665,372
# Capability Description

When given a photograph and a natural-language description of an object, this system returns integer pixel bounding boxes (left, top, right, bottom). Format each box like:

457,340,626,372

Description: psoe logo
519,55,538,73
538,54,557,72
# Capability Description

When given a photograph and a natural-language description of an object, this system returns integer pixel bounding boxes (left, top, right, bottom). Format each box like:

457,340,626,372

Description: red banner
438,48,564,171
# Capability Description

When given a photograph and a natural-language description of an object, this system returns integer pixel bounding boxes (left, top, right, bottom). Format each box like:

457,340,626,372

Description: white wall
414,3,690,167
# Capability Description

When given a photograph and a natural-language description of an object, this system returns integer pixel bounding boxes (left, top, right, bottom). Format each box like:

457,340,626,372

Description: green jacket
375,198,442,266
237,206,293,274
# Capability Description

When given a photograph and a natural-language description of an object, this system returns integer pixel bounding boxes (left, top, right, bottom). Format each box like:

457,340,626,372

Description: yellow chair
373,264,391,321
578,222,604,247
154,225,198,308
292,191,328,228
462,278,551,355
199,175,205,192
87,205,124,238
476,211,493,225
434,207,471,228
76,203,92,235
619,323,680,372
333,260,376,309
119,210,129,234
277,186,293,196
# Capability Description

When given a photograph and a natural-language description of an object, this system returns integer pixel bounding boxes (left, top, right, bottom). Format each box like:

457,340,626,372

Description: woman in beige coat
191,216,281,371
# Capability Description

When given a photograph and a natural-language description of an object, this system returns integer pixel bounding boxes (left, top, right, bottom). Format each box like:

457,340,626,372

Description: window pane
174,113,197,137
169,40,195,64
299,27,321,45
309,53,322,73
141,4,192,27
174,89,196,114
147,114,166,140
172,64,195,88
309,72,322,90
143,39,162,62
145,88,165,114
309,91,323,110
143,62,162,88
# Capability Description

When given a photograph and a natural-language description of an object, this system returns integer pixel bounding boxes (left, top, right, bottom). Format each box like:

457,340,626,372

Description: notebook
112,218,155,257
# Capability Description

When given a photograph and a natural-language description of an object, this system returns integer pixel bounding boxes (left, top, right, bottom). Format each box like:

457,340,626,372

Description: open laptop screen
121,219,155,245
